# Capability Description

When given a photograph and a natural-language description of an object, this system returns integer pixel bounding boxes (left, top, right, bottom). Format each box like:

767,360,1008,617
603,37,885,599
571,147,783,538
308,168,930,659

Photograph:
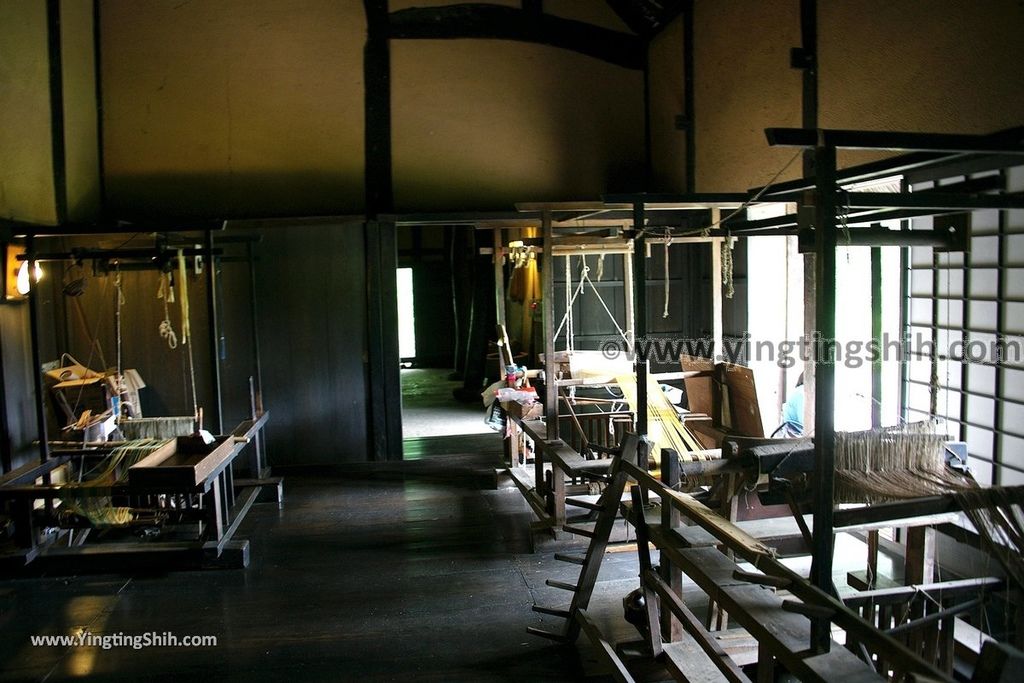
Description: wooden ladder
527,432,640,643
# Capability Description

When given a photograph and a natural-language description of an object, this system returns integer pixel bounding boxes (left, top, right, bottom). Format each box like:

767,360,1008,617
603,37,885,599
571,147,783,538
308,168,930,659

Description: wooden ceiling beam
389,3,645,70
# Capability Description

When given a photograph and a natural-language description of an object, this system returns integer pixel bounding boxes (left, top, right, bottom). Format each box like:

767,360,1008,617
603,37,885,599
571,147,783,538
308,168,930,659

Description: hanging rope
114,265,125,384
565,255,574,353
177,250,191,345
722,236,735,299
581,260,630,344
157,272,178,349
553,267,588,343
662,229,672,319
596,253,605,281
176,250,199,422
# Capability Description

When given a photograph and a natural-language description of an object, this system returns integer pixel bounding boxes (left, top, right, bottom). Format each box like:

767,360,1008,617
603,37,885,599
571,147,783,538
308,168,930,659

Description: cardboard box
504,400,543,422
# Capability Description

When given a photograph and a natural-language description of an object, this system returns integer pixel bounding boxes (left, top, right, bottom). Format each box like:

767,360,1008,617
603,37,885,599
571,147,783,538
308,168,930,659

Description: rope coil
157,273,178,349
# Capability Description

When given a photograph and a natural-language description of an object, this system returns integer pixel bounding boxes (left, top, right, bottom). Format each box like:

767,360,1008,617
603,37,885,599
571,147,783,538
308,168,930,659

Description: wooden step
532,605,570,618
565,497,603,511
733,569,792,590
520,419,551,443
526,625,567,642
562,525,595,538
545,579,579,592
547,441,613,475
576,609,637,683
566,513,599,525
554,553,586,565
660,640,730,683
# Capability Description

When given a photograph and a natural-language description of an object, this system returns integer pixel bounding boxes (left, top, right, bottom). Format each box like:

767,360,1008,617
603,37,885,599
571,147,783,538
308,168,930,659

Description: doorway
397,225,495,441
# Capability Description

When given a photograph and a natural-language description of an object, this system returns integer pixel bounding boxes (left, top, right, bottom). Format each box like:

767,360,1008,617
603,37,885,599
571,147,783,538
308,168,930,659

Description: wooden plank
520,418,550,443
619,501,665,529
545,442,613,475
206,486,261,554
623,460,946,680
660,515,816,553
648,530,751,590
832,494,962,527
658,486,774,560
905,525,936,585
721,364,763,438
575,609,637,683
674,525,719,548
662,639,730,683
801,650,883,683
836,511,962,535
646,569,751,683
660,446,685,642
565,495,604,511
128,437,236,488
0,456,69,487
631,487,664,658
843,577,1003,608
681,355,716,417
506,466,552,525
653,542,884,682
230,410,270,441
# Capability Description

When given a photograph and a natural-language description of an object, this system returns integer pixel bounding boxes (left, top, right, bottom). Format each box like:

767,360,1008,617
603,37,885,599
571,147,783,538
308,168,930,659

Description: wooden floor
400,368,495,438
0,443,900,682
0,454,602,682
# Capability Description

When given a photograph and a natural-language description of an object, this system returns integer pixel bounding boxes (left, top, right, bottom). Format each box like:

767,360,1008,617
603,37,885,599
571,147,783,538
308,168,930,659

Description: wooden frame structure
0,412,277,573
480,197,776,535
0,229,279,573
519,127,1024,681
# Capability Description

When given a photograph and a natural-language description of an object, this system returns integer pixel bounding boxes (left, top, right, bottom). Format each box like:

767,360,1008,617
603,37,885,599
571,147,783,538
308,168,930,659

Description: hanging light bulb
16,260,43,296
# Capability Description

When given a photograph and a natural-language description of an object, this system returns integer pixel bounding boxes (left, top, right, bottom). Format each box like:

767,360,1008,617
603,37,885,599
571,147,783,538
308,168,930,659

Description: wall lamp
3,243,44,301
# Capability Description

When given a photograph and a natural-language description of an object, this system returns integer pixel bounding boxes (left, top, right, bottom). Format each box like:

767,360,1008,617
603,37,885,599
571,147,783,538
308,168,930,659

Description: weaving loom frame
0,413,277,574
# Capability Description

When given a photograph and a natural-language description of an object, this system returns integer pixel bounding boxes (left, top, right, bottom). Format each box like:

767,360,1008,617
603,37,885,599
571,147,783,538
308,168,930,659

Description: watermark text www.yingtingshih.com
30,630,218,650
597,332,1024,369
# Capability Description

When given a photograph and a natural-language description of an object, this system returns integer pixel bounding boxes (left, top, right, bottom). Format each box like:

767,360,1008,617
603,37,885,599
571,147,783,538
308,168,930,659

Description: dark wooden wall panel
254,223,369,464
32,227,369,466
552,245,712,371
217,245,259,429
56,235,216,421
0,304,39,472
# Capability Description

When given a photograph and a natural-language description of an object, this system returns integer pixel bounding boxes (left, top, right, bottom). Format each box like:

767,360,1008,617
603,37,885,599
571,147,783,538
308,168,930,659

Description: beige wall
99,0,645,217
648,15,686,192
692,0,802,192
819,0,1024,167
100,0,367,218
0,0,57,224
391,40,644,211
650,0,1024,193
61,0,101,222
